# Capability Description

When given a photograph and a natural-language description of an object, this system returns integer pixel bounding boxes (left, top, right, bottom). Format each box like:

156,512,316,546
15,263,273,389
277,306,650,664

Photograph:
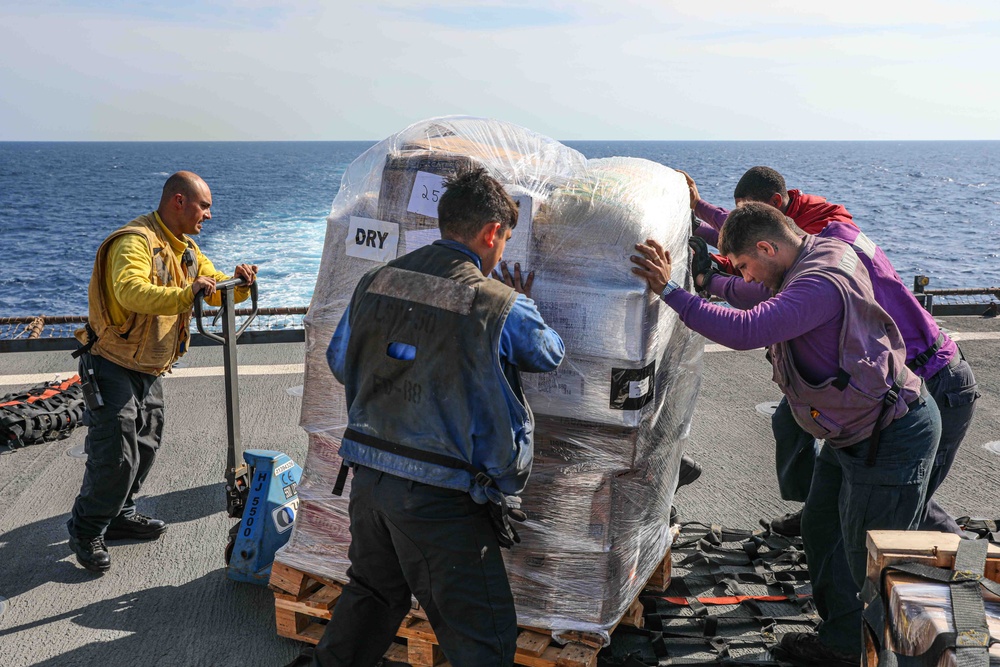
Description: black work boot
772,632,859,667
769,509,803,537
105,513,168,541
283,647,314,667
677,454,702,490
68,534,111,573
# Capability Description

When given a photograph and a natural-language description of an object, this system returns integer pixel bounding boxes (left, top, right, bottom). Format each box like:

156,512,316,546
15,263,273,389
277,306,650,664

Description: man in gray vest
631,202,941,667
307,168,564,667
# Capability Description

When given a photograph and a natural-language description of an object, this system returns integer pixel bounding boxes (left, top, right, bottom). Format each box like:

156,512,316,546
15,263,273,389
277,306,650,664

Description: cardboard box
529,280,665,363
376,152,476,229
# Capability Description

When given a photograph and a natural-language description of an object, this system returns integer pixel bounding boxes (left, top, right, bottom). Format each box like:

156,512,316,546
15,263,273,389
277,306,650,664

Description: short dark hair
719,202,798,257
437,167,518,241
733,166,786,203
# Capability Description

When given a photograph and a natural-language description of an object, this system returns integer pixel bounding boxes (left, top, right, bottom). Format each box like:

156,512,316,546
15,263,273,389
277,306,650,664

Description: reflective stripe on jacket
819,222,957,379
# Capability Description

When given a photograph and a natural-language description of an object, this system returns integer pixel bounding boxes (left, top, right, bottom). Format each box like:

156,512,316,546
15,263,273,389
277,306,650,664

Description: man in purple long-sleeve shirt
631,203,941,667
687,168,978,539
697,221,978,530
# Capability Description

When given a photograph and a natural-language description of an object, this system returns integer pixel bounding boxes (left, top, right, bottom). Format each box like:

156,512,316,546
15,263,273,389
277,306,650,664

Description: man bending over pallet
631,202,941,667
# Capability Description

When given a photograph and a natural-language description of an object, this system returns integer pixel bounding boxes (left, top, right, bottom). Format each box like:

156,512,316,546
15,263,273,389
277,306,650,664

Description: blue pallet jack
194,277,302,585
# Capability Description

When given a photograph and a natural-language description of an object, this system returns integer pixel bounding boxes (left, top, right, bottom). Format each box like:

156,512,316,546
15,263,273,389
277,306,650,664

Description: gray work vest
342,243,524,491
770,236,921,448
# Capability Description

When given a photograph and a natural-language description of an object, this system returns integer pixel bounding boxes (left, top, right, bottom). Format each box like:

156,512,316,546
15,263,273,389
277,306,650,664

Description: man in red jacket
687,166,856,270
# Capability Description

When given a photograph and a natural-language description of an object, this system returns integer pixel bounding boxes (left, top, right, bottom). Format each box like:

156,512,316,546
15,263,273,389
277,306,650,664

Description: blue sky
1,0,998,140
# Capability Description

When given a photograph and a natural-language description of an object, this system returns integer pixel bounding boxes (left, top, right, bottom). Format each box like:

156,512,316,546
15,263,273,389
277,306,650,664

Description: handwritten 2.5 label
406,171,448,219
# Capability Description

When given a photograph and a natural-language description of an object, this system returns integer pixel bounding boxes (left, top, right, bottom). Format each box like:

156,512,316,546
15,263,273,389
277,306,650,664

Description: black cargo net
599,521,817,666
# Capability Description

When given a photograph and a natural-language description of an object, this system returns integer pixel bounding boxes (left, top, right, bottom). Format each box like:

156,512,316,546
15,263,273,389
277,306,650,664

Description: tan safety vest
78,213,199,375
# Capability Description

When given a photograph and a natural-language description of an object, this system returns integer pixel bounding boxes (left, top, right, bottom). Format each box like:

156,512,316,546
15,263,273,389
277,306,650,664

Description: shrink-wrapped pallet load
278,116,704,643
885,577,1000,666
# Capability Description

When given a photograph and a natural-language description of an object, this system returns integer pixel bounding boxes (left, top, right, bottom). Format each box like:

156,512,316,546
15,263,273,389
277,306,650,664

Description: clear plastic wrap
886,574,1000,666
278,116,704,644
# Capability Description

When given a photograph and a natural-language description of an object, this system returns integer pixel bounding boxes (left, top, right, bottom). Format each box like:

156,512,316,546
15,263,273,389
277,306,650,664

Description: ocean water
1,140,997,317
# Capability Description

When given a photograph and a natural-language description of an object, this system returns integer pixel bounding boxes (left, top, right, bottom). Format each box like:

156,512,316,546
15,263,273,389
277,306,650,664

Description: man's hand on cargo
233,263,258,286
191,275,217,297
631,239,672,294
679,170,699,210
496,260,535,298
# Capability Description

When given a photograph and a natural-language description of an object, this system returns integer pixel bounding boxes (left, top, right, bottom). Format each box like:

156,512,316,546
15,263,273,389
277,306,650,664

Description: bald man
68,171,257,573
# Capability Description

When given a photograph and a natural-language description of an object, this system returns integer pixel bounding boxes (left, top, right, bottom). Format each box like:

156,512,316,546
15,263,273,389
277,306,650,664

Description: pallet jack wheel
224,522,240,566
224,536,235,566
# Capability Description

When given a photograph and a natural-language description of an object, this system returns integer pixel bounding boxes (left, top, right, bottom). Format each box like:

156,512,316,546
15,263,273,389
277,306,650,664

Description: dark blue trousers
68,353,164,539
772,356,978,531
802,389,940,656
311,465,517,667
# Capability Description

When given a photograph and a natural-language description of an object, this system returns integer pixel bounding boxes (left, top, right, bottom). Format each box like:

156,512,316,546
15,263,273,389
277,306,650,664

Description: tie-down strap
862,538,998,667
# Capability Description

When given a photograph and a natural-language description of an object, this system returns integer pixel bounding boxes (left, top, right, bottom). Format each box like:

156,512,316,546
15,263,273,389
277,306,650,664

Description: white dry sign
406,171,448,218
346,216,399,263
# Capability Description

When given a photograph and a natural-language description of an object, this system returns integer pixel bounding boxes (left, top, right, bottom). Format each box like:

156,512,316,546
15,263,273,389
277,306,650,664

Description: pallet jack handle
193,277,260,343
193,277,260,518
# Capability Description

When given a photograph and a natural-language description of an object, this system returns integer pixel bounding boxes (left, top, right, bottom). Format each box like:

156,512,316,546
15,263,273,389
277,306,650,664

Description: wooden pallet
644,546,672,592
270,548,669,667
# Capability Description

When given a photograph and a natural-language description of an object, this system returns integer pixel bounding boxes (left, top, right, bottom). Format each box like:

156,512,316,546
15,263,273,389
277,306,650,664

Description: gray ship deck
1,315,998,667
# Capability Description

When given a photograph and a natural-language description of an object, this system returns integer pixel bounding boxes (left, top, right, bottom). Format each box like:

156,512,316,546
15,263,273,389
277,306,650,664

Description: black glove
688,236,721,297
486,496,526,549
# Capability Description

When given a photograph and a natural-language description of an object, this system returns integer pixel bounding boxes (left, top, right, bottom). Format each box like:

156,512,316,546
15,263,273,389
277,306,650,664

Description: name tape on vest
346,216,399,263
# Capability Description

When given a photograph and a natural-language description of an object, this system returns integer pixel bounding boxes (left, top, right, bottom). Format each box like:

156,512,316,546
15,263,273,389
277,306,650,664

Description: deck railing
911,276,1000,317
0,307,309,352
2,278,997,352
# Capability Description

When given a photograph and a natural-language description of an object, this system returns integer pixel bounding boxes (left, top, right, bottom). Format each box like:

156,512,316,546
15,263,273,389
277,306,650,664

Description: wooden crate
270,548,669,667
863,531,1000,667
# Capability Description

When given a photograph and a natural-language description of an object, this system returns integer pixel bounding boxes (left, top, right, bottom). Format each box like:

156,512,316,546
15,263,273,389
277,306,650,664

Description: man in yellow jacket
68,171,256,573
